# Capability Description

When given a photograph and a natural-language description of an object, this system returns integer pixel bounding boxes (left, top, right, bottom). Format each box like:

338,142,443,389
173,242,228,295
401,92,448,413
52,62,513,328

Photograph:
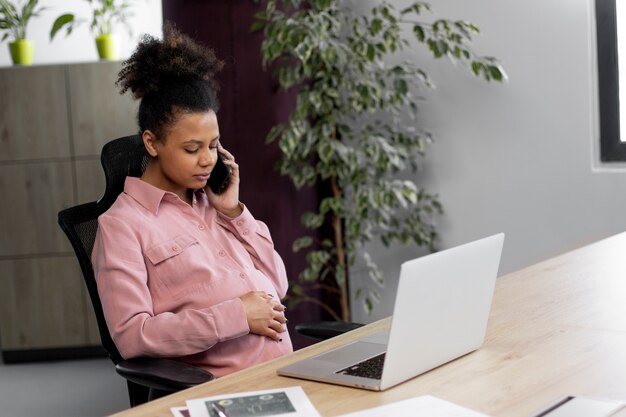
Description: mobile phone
208,153,232,194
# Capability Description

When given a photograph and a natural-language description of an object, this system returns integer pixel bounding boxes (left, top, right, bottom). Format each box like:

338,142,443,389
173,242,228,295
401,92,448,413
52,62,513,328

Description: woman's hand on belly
239,291,287,341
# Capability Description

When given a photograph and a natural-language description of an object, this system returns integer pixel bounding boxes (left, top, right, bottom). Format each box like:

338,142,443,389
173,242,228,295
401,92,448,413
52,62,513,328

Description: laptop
277,233,505,391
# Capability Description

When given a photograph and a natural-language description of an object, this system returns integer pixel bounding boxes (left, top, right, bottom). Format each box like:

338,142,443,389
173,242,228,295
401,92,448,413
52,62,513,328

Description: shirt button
218,250,226,257
242,229,249,235
172,246,180,252
198,224,206,230
237,220,244,226
239,272,247,279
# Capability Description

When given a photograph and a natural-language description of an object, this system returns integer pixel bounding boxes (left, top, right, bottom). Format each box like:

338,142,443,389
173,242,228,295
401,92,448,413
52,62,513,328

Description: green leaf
306,250,331,270
471,61,482,76
335,265,346,287
364,297,373,315
249,19,265,32
301,211,324,229
370,18,382,35
317,140,333,162
413,25,426,42
50,14,74,40
366,43,375,61
254,10,267,20
394,78,408,95
319,197,342,215
488,65,505,81
292,284,303,296
265,124,284,144
292,236,313,252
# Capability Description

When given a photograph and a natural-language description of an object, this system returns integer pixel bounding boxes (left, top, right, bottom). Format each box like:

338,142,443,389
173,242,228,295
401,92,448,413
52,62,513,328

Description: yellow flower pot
9,40,34,66
95,34,119,61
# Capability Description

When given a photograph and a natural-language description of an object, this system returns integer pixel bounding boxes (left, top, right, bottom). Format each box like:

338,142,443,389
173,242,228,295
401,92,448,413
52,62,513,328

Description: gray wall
351,0,626,322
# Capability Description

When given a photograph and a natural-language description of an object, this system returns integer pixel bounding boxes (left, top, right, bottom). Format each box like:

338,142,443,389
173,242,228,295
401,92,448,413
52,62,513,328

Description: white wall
0,0,162,66
352,0,626,322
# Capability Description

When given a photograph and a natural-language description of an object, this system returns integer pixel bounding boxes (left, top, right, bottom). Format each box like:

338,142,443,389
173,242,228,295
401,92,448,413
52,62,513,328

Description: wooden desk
110,232,626,417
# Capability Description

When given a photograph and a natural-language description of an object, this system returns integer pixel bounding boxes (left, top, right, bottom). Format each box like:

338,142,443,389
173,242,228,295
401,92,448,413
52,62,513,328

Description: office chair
58,134,362,406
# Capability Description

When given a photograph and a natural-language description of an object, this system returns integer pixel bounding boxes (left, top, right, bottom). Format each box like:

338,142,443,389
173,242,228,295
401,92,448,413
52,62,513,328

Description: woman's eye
185,149,199,154
208,145,218,150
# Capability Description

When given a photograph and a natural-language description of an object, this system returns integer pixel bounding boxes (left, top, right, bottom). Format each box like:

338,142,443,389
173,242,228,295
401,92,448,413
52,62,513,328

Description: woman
92,24,292,377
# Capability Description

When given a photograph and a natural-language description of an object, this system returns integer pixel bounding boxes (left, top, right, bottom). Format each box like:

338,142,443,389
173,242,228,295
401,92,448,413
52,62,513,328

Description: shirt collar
123,177,207,215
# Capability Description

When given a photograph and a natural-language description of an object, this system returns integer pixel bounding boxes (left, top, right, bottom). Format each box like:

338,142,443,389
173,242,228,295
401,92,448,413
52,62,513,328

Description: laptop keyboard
336,352,386,380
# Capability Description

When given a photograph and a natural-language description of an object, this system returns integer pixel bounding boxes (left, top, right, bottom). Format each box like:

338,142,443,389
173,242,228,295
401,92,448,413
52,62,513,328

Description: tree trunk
330,176,350,321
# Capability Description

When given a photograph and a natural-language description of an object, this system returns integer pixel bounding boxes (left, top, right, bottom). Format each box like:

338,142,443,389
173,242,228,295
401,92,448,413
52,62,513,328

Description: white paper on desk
336,395,491,417
170,406,190,417
186,386,320,417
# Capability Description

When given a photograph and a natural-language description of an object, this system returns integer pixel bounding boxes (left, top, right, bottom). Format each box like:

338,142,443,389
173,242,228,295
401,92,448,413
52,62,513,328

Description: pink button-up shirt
92,177,293,377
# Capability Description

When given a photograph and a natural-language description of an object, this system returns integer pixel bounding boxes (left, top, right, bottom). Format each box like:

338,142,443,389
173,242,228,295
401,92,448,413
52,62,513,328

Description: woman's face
144,110,220,199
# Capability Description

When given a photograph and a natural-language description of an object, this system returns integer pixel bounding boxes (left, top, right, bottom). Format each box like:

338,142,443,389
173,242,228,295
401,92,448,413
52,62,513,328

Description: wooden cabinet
0,62,137,362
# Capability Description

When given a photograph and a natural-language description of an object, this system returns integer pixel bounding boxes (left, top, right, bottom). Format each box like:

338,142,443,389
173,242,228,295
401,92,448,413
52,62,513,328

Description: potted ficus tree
0,0,46,65
255,0,506,321
50,0,137,61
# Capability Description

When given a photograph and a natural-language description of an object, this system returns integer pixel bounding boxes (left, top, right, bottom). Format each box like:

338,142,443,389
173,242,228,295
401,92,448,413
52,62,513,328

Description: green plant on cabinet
50,0,138,61
254,0,506,321
0,0,46,65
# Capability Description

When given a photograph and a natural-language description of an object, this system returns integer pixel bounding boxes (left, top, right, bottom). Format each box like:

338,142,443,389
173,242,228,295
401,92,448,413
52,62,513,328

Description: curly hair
117,23,224,139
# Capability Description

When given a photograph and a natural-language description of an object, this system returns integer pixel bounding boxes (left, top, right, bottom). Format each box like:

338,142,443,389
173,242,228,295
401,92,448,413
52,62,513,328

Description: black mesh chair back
58,134,148,364
99,134,150,212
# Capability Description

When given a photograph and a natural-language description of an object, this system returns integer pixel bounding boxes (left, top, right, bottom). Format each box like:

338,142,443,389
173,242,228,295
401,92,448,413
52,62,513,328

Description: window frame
596,0,626,161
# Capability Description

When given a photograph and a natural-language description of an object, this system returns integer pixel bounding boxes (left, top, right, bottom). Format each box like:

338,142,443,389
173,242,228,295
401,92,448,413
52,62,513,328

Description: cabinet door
0,66,71,162
0,257,93,350
0,161,74,257
67,62,138,157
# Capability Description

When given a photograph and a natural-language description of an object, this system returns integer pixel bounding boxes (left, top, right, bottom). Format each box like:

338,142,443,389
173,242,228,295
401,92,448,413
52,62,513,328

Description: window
596,0,626,161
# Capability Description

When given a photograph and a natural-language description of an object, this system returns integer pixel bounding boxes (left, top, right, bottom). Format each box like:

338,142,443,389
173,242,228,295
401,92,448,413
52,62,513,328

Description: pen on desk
211,402,229,417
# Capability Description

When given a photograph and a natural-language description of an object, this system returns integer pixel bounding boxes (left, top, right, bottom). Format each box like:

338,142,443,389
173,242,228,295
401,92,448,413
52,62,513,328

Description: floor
0,358,130,417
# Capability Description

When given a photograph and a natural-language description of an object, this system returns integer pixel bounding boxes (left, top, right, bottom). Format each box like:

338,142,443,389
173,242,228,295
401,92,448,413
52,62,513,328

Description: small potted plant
50,0,137,61
0,0,46,65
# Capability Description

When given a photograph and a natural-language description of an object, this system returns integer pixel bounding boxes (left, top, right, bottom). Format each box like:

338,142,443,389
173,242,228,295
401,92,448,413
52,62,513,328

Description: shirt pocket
144,234,199,265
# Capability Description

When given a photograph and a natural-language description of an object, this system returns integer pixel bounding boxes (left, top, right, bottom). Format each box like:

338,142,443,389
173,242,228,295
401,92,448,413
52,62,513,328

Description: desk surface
110,232,626,417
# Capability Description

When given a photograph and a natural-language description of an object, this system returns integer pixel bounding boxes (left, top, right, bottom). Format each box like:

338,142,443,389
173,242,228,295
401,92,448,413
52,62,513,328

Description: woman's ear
142,130,159,157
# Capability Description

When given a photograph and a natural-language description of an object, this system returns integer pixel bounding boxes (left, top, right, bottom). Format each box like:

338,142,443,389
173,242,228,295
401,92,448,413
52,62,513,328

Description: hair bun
117,22,224,100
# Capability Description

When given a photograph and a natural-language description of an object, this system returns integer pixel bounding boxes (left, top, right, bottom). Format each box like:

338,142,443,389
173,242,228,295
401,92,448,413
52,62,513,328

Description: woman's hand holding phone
208,146,242,218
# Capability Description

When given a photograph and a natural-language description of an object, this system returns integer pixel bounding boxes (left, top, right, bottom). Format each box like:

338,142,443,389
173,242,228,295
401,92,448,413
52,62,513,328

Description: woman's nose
199,148,216,167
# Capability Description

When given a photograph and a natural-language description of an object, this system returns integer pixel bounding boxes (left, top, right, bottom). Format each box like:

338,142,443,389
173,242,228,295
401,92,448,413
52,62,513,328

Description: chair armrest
115,357,215,393
295,320,365,340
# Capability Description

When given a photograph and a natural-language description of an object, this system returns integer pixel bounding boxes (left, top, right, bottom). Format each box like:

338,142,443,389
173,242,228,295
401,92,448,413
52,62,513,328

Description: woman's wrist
218,202,243,218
